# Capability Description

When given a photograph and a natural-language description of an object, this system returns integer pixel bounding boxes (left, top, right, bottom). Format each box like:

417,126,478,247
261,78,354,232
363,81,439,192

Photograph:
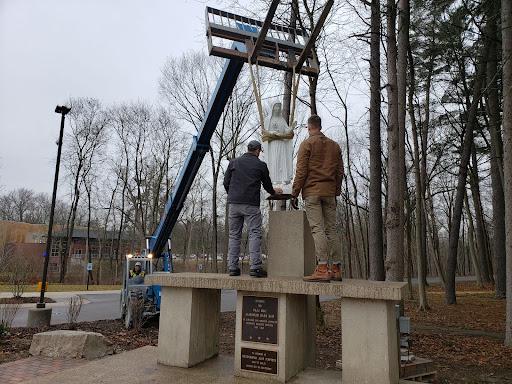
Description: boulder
29,330,113,359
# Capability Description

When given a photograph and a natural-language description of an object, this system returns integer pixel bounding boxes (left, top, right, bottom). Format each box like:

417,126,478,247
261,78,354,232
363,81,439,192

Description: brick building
48,229,133,276
0,221,133,282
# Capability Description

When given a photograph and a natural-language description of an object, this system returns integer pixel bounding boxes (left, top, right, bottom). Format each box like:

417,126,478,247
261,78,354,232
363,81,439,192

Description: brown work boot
331,263,343,282
303,263,331,282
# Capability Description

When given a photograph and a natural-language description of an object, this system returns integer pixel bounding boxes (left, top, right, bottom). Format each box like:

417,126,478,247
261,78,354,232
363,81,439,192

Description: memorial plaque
240,347,278,375
242,296,278,344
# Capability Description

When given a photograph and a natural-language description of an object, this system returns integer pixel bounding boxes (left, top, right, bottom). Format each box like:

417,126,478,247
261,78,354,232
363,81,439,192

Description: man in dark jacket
224,140,282,277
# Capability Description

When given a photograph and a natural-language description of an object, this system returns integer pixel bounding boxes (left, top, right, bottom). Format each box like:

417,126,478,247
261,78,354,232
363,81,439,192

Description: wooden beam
249,0,280,63
295,0,334,72
210,46,319,77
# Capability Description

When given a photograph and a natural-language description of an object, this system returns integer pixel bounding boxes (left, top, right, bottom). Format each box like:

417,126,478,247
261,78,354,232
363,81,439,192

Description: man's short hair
307,115,322,129
247,140,262,151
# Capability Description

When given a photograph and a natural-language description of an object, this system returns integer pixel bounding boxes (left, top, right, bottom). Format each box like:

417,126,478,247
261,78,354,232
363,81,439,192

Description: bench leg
157,287,220,367
341,298,399,384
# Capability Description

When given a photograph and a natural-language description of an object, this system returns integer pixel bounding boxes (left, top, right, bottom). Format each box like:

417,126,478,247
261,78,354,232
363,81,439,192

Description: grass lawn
0,284,121,293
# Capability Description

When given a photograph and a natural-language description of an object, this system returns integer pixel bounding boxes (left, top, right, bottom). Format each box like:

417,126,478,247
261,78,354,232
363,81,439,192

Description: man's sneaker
250,268,267,278
303,263,331,282
229,268,241,277
331,263,343,282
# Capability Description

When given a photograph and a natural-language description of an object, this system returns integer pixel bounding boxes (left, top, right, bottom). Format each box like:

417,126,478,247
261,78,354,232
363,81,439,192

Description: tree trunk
210,152,219,273
408,44,428,310
445,43,488,305
486,0,506,298
502,0,512,346
426,185,446,286
464,191,484,287
385,0,408,282
61,193,79,283
405,189,414,300
85,186,94,286
469,146,493,283
369,0,385,281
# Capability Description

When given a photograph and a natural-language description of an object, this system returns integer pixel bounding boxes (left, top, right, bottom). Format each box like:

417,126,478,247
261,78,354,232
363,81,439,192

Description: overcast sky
0,0,213,194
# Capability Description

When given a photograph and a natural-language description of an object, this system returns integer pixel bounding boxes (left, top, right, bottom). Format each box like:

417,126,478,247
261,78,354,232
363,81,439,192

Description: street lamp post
37,105,71,308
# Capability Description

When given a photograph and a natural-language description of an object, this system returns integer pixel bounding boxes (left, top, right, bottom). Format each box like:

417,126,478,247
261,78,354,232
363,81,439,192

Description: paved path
0,357,86,384
11,291,121,327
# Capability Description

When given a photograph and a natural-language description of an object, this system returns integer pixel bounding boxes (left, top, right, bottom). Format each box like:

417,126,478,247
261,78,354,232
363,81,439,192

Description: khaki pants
304,196,341,263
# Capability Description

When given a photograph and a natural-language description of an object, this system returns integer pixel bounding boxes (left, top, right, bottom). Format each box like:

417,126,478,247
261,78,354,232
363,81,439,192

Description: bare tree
445,41,488,305
369,0,385,281
60,97,108,283
485,0,506,298
502,0,512,346
0,188,34,222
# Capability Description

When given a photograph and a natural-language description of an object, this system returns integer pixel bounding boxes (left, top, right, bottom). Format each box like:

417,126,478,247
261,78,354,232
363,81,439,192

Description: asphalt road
11,290,334,328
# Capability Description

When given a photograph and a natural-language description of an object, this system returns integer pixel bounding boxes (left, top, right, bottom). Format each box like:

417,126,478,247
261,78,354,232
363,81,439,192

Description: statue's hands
274,187,283,195
291,196,299,210
290,121,297,130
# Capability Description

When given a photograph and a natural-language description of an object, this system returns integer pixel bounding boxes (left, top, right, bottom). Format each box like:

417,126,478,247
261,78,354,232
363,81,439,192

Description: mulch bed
1,282,511,383
0,297,56,305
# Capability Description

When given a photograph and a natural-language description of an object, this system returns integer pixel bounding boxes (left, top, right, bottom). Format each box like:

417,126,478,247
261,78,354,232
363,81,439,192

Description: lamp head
55,105,71,115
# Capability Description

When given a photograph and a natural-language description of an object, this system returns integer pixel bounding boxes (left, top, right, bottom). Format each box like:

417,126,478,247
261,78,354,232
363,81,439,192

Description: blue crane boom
148,43,245,259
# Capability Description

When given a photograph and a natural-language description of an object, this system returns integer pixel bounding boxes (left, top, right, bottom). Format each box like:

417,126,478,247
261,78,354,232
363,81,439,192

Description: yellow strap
249,63,265,130
261,128,294,142
289,66,300,128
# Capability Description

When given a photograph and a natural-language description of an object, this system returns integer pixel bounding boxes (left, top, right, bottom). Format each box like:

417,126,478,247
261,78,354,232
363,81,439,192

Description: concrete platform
146,273,406,300
22,346,415,384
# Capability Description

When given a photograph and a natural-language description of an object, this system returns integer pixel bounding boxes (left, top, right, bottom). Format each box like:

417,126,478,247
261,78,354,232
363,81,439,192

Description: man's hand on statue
274,187,283,195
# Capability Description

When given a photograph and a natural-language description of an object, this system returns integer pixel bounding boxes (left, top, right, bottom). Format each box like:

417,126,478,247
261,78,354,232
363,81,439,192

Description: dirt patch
0,297,56,304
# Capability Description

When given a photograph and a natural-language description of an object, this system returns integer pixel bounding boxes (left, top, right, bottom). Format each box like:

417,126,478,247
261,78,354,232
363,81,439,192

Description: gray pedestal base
27,307,52,327
341,298,400,384
235,291,309,383
157,287,220,367
267,210,317,369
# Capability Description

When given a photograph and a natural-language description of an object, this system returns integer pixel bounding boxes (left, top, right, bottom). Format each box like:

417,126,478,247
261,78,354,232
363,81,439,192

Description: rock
29,330,113,359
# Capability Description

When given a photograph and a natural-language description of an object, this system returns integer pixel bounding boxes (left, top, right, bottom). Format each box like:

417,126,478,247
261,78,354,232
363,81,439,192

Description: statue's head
271,102,282,117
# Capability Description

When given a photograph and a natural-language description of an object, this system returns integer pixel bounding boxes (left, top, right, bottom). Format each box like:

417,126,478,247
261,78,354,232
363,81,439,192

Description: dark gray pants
228,203,262,271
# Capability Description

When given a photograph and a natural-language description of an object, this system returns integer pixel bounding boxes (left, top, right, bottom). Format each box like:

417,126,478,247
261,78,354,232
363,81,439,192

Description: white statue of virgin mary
262,102,294,189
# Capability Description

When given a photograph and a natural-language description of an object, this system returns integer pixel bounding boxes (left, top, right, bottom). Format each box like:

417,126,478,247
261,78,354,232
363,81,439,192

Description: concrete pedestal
267,210,315,278
235,291,308,382
27,307,52,327
341,298,400,384
267,210,316,369
157,287,220,367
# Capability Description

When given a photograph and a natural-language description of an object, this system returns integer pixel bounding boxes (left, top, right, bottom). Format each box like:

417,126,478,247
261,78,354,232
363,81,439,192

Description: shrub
0,302,20,336
7,257,37,298
66,294,83,329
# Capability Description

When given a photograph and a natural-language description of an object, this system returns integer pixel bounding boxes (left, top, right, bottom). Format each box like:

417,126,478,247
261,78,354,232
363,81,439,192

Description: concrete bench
146,272,407,383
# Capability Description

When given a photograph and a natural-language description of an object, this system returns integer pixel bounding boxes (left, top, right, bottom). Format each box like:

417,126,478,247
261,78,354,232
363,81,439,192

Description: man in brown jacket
292,115,344,282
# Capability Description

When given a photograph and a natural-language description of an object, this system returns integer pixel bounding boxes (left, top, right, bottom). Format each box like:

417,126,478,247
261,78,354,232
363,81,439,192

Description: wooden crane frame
205,0,333,78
